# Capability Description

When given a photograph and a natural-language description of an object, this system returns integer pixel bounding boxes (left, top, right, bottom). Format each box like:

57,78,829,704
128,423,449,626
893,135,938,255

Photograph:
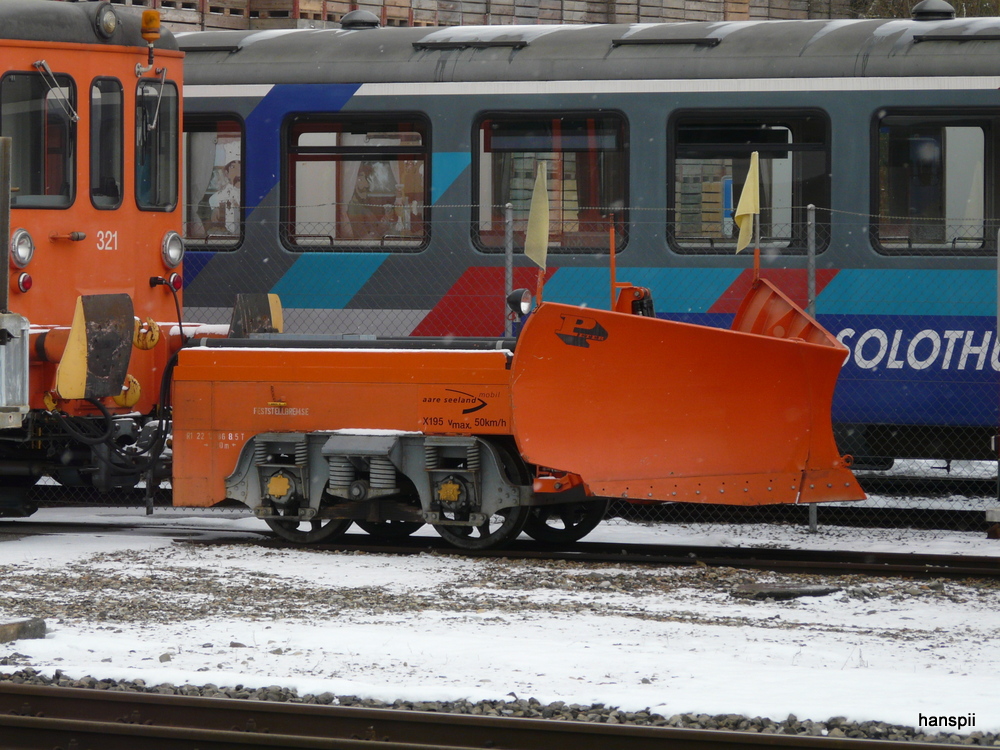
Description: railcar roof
178,15,1000,84
0,0,178,50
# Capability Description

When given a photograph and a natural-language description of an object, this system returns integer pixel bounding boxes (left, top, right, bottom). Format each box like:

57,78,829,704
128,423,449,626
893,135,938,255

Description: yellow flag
524,162,549,269
734,151,759,254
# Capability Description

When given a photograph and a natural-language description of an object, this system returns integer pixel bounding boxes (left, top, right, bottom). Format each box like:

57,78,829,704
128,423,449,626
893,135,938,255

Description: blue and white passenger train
176,1,1000,468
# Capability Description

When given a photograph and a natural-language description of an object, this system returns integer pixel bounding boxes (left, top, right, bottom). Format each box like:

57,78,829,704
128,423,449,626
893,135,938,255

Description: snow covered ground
1,506,998,736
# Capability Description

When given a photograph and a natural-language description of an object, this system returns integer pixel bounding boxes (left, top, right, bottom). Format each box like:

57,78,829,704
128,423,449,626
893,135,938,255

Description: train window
135,79,179,211
875,113,995,256
183,117,242,248
474,114,628,253
669,111,829,255
284,117,429,251
91,79,123,209
0,71,76,208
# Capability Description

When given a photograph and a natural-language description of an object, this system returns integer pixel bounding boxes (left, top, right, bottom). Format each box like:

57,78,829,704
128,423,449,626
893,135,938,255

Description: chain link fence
26,206,999,539
171,204,1000,535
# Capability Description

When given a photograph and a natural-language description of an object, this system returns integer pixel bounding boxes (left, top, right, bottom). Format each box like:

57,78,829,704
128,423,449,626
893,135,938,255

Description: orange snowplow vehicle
171,280,864,549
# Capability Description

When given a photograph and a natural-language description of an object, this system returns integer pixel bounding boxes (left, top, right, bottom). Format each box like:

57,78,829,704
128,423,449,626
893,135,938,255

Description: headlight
10,229,34,268
95,3,118,39
506,288,532,318
161,231,184,268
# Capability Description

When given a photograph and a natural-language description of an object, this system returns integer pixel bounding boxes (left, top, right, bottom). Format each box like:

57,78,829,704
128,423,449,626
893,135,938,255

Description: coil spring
295,441,309,467
466,443,481,473
369,457,396,489
328,456,355,488
424,444,438,470
253,441,268,466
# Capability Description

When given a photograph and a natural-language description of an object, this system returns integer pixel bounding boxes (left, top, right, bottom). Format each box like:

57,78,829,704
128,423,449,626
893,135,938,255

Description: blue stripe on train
272,253,389,309
244,83,361,210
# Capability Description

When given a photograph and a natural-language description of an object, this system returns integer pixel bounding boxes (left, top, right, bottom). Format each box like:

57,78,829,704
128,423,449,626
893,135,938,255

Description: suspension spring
253,441,268,466
466,443,481,473
295,441,309,467
424,443,438,470
328,456,355,489
369,457,397,489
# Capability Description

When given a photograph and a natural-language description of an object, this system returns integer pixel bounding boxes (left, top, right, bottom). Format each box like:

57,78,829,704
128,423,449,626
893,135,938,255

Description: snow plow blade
510,280,864,505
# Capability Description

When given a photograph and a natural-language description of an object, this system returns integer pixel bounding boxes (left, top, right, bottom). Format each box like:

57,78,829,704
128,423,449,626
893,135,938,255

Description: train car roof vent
340,10,381,29
911,0,956,20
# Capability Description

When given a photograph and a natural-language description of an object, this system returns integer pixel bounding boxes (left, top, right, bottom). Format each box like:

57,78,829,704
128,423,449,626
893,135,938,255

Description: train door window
669,111,829,254
474,114,628,253
135,79,179,211
91,79,123,209
0,71,76,208
284,117,429,251
183,117,242,248
875,112,995,255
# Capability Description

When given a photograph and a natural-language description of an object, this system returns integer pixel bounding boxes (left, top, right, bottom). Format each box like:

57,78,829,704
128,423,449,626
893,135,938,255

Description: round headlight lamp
506,288,532,318
161,231,184,269
10,229,34,268
95,3,119,38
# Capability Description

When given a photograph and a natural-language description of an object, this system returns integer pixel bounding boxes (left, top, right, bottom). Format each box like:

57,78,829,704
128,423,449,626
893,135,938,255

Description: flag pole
753,213,761,284
609,213,617,309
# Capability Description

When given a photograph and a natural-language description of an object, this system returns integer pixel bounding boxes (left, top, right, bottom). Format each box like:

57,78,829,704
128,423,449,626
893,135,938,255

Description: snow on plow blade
510,280,864,506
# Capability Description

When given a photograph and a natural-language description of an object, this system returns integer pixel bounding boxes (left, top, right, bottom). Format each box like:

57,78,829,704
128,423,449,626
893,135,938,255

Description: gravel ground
2,536,999,745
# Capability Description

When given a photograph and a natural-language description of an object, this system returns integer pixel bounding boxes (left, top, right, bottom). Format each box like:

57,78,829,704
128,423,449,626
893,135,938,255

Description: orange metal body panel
3,38,184,415
172,348,514,506
509,289,863,505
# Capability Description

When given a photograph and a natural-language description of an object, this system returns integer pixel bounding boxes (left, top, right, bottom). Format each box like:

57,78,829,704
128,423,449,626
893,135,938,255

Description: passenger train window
669,111,829,255
91,79,123,209
183,117,242,248
135,79,178,211
284,117,429,251
474,114,628,253
0,71,76,208
875,112,995,256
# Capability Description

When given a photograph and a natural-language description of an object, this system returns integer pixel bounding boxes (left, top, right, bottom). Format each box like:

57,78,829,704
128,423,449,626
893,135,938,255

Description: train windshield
91,79,123,209
0,71,76,208
136,79,179,211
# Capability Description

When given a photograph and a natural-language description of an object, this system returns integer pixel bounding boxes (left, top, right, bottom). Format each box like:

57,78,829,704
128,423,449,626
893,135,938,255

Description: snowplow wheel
434,506,529,550
264,501,353,544
523,499,609,543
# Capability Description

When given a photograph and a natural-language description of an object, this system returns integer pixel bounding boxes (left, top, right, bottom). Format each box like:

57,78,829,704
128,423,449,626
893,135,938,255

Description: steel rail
5,515,996,578
0,683,966,750
272,535,1000,579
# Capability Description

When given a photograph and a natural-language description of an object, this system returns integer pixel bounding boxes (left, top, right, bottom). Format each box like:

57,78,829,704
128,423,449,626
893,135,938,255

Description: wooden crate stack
249,0,337,27
60,0,858,33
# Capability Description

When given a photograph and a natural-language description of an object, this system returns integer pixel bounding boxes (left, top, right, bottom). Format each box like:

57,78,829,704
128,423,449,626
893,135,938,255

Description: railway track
0,683,967,750
3,516,998,578
242,534,1000,579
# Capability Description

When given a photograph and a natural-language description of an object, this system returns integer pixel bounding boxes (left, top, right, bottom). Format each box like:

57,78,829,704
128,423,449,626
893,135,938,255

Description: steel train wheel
355,520,425,539
523,499,610,544
264,502,353,544
434,506,529,550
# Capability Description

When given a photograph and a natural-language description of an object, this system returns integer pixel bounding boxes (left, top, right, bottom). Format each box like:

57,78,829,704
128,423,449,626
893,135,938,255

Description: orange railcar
171,281,863,549
0,2,185,509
